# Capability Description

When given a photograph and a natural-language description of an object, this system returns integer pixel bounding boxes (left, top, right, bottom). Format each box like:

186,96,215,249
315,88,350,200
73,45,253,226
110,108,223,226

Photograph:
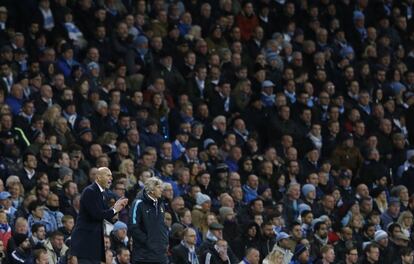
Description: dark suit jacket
71,182,116,261
171,243,193,264
208,91,235,118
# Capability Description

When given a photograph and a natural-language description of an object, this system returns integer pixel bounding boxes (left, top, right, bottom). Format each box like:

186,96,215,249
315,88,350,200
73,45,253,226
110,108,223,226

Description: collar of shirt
147,193,157,203
196,77,205,87
24,168,35,179
96,181,105,193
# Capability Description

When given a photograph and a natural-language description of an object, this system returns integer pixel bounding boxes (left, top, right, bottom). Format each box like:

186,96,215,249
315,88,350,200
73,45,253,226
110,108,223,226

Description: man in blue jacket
129,177,168,264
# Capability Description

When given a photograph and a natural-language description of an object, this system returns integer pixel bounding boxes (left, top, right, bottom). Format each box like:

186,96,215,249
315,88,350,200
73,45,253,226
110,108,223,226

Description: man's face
151,184,163,199
247,249,260,264
33,206,44,219
324,249,335,263
317,224,328,238
66,183,78,197
251,200,263,214
118,249,130,264
248,176,259,189
15,221,28,234
291,225,302,239
262,225,274,238
289,185,300,200
51,236,64,250
25,155,38,169
117,143,129,156
161,143,172,157
113,183,126,199
402,252,414,264
96,168,113,189
389,203,401,216
288,162,299,174
303,213,313,224
196,68,207,80
347,249,358,264
215,240,227,251
298,249,310,263
187,147,198,159
367,247,380,262
116,228,127,240
40,145,53,159
64,219,74,231
46,194,59,207
37,252,49,264
21,238,31,250
184,229,197,245
357,184,369,198
35,226,46,240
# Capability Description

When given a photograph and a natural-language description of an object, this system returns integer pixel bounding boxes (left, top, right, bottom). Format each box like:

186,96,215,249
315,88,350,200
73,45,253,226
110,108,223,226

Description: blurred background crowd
2,0,414,263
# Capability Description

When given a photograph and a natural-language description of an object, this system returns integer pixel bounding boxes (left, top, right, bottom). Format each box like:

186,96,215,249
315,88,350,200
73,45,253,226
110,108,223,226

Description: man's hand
114,198,128,213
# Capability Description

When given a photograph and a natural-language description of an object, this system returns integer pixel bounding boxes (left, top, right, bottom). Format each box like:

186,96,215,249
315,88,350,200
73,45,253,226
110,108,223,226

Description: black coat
209,91,236,118
201,247,239,264
17,168,37,192
128,190,169,263
401,167,414,195
171,243,199,264
71,182,116,262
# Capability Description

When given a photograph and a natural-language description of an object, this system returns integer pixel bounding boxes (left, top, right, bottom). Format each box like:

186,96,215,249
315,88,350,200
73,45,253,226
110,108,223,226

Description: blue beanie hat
112,221,127,232
302,184,316,197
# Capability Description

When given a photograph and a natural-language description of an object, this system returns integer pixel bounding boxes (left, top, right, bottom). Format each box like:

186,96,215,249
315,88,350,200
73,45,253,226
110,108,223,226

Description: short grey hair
144,177,163,193
5,175,20,187
213,115,226,125
162,182,172,190
95,100,108,110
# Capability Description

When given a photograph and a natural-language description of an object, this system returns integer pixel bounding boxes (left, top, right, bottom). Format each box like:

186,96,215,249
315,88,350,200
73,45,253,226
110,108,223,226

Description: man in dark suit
71,167,128,264
208,79,235,118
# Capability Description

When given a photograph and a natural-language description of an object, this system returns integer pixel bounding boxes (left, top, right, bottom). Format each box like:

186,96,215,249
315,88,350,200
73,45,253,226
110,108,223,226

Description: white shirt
24,167,35,180
96,181,105,192
96,181,117,214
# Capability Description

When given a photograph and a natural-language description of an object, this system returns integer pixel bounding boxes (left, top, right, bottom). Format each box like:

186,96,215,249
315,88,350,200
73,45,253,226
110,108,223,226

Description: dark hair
301,210,312,218
31,223,45,233
28,201,43,213
49,231,64,239
33,248,47,260
116,246,129,256
364,243,379,254
290,221,301,229
23,152,36,162
346,247,358,255
314,221,326,231
388,223,401,234
63,180,75,191
362,222,375,233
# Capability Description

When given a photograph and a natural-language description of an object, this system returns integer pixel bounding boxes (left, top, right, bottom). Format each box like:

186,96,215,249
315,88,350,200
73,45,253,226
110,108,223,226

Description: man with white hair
205,115,227,146
129,177,168,264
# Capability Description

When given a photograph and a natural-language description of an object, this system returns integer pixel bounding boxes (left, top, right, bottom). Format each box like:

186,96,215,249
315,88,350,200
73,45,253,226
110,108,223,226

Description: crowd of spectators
2,0,414,263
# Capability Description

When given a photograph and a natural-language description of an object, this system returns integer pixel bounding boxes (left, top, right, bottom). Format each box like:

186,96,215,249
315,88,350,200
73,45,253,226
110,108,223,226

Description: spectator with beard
10,233,31,264
310,221,329,260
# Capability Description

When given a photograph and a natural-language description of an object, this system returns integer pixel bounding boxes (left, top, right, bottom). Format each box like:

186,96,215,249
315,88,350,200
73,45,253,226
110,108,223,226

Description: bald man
71,167,128,264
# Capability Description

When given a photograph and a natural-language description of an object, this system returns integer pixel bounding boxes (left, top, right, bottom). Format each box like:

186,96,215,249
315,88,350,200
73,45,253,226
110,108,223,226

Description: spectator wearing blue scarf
261,80,276,108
